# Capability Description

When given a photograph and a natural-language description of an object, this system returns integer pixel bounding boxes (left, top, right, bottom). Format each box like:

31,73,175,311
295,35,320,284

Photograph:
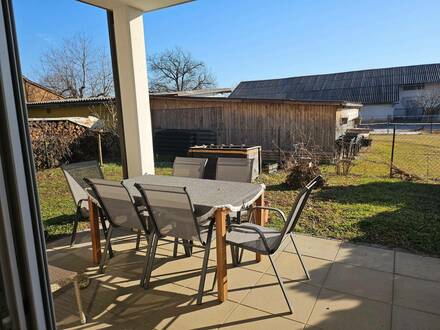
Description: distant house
230,63,440,122
22,77,64,103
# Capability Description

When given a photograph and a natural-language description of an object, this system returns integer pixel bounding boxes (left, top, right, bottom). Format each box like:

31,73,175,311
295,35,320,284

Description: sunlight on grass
37,138,440,255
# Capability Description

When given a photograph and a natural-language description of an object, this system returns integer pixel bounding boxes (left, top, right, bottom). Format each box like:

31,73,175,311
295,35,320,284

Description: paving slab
395,251,440,282
284,235,341,261
307,288,391,330
240,274,320,324
394,275,440,315
324,263,393,303
392,305,440,330
335,242,394,273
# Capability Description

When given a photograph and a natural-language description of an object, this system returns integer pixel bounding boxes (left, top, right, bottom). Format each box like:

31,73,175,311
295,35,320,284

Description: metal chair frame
135,183,215,305
61,161,104,246
227,176,322,313
84,178,150,274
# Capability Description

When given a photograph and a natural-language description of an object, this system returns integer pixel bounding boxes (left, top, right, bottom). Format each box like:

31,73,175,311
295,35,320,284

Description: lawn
37,136,440,256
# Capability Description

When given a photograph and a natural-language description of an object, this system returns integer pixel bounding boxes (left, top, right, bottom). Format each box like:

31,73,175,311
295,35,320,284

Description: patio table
87,174,265,302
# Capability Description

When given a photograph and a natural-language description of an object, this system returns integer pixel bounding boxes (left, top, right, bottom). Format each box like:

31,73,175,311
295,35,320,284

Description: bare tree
38,33,113,98
90,101,119,136
408,89,440,116
148,47,216,92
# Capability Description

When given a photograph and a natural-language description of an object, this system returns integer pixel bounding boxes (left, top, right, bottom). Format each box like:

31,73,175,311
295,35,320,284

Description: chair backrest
269,176,322,252
283,176,323,236
85,178,147,233
135,183,203,243
61,161,104,205
215,158,253,183
173,157,207,178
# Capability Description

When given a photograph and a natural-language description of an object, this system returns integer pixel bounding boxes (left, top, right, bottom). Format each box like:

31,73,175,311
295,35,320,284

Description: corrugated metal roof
229,63,440,104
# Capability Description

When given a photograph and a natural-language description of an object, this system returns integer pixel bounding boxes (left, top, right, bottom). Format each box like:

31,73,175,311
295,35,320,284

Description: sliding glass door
0,0,55,328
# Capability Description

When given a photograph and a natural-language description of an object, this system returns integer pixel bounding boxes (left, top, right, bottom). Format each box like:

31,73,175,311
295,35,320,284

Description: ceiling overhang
79,0,192,13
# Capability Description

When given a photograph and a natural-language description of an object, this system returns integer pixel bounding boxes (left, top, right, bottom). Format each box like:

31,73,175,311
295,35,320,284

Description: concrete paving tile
395,251,440,282
284,235,341,261
394,275,440,315
266,252,332,287
392,305,440,330
307,288,391,330
240,274,320,324
221,304,305,329
324,263,393,303
335,242,394,273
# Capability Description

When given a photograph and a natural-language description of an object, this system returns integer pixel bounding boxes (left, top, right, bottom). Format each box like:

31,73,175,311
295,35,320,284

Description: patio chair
172,156,208,256
84,178,150,274
135,183,215,305
216,158,254,261
61,161,106,246
226,175,323,314
215,157,253,183
172,157,207,178
62,161,143,249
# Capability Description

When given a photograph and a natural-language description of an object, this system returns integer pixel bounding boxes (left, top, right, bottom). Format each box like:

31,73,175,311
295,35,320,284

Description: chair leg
211,269,217,292
268,254,293,314
230,245,238,267
135,230,141,250
237,247,244,264
100,212,114,259
140,232,154,287
290,233,310,280
70,216,79,247
142,233,159,289
73,279,86,324
173,237,179,257
183,239,193,257
197,222,214,305
98,225,113,274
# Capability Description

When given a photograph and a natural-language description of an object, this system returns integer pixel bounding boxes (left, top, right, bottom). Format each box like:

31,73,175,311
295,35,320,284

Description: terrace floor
47,230,440,330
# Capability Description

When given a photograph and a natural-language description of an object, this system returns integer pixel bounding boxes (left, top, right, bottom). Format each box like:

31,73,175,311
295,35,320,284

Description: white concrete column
112,6,155,177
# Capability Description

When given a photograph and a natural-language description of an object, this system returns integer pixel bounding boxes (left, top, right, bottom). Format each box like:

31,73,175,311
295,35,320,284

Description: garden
38,135,440,256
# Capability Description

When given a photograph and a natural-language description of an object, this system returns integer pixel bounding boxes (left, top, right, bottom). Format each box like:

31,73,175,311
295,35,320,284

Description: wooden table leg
88,196,101,265
255,192,265,262
215,208,228,302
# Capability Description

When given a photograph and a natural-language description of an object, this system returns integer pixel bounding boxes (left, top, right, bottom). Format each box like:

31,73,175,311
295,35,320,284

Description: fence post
430,115,433,134
387,116,390,134
389,125,396,178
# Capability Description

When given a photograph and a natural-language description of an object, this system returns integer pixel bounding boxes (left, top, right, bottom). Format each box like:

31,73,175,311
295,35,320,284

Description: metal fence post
387,116,390,134
389,125,396,178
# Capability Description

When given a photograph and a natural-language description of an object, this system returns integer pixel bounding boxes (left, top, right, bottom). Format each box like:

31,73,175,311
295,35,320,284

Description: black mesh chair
216,158,253,183
172,156,208,256
61,161,105,246
135,183,215,305
172,157,207,178
85,178,150,274
226,176,323,314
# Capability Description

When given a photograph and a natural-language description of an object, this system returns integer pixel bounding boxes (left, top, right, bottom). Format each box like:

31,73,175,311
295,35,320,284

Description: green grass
37,135,440,255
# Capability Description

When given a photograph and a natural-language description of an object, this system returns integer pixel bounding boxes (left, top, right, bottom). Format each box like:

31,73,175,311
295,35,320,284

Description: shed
150,96,361,155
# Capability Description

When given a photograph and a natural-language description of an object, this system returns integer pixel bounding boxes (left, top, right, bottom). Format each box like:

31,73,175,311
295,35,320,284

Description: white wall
335,107,359,138
360,104,394,123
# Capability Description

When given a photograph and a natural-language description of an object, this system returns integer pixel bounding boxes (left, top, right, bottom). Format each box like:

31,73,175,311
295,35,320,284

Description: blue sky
13,0,440,88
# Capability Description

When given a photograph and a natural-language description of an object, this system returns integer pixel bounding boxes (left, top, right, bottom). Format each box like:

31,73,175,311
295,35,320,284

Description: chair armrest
228,224,271,252
248,206,287,223
76,198,89,208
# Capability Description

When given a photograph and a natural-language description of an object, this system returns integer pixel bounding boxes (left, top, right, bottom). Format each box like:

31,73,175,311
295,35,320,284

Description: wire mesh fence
389,124,440,181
